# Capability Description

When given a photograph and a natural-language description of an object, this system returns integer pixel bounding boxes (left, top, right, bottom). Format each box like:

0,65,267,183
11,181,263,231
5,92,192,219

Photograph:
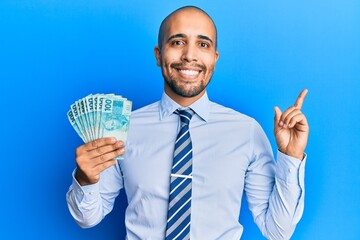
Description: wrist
279,149,304,161
75,168,96,186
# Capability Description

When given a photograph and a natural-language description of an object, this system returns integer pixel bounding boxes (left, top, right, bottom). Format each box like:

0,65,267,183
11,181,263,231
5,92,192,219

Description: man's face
155,9,219,103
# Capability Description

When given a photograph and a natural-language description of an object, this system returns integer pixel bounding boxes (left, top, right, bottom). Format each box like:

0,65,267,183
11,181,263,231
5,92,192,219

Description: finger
94,159,117,175
92,147,125,165
294,89,308,110
283,109,301,127
87,141,124,159
288,113,309,130
83,137,117,151
83,159,117,184
279,106,297,127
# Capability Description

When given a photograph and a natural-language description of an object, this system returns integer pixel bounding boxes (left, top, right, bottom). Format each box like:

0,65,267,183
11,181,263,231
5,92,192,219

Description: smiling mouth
171,62,206,78
177,69,201,76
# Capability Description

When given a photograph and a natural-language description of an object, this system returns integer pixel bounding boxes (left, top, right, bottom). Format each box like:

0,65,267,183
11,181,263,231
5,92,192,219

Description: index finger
84,137,117,151
294,89,308,109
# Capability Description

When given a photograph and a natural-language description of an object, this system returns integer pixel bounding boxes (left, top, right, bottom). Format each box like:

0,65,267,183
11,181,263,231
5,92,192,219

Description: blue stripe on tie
175,129,190,147
169,178,191,202
170,175,191,196
167,190,192,225
172,160,192,178
170,176,187,190
173,143,192,164
172,147,192,173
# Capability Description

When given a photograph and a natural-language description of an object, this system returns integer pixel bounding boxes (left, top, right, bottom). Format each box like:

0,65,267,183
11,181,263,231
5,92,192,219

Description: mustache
170,62,206,71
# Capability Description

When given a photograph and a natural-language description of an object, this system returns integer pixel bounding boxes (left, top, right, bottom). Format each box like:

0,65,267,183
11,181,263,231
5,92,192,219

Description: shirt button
89,191,94,195
288,168,293,173
78,190,84,195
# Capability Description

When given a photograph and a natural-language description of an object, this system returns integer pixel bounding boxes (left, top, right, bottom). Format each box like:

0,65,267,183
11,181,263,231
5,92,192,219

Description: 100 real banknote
67,94,132,155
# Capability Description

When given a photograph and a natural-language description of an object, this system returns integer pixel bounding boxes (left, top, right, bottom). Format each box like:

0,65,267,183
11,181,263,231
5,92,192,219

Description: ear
213,50,220,70
215,50,220,63
154,46,161,66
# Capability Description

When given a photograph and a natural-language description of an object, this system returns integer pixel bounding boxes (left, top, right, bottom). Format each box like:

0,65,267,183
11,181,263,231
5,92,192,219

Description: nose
181,43,198,63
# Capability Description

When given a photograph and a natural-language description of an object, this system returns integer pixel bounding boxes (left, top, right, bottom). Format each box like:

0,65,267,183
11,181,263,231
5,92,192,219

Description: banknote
100,95,131,143
85,94,95,140
67,109,85,142
67,93,132,156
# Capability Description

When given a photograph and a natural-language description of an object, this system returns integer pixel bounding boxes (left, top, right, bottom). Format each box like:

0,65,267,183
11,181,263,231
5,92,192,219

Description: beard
164,77,210,98
163,62,214,98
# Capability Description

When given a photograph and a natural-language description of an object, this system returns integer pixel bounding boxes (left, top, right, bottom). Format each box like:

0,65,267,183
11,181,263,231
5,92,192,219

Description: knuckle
75,147,81,156
75,143,87,156
76,152,87,163
91,139,98,148
75,155,83,164
99,154,105,162
96,147,103,155
113,142,119,149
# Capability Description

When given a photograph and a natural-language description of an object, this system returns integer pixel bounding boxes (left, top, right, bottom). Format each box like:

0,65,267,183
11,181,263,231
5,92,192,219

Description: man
67,6,309,239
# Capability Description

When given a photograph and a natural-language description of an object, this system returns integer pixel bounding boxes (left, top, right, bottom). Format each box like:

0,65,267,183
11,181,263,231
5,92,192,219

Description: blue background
1,0,359,239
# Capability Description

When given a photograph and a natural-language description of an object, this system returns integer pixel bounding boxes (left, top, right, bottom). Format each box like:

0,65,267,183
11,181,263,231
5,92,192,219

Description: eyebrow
167,33,214,45
198,35,214,45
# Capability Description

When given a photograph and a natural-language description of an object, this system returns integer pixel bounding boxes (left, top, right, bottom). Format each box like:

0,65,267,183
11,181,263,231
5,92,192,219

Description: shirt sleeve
244,121,306,240
66,162,124,228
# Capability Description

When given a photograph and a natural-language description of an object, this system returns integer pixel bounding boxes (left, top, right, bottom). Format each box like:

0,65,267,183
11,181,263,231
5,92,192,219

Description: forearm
66,173,105,228
66,165,123,228
256,152,306,239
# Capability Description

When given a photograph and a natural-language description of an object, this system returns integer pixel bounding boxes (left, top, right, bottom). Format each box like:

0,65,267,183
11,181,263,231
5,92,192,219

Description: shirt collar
159,92,210,122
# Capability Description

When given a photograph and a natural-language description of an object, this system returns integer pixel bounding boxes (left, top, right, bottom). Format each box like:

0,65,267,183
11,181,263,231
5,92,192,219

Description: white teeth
179,69,199,76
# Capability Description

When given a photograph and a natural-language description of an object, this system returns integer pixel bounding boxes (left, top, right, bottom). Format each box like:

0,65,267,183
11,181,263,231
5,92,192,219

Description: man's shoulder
131,101,159,114
132,101,160,115
209,101,255,123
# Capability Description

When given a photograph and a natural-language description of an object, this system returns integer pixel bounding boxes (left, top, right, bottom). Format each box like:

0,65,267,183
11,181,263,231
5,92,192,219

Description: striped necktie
165,108,195,240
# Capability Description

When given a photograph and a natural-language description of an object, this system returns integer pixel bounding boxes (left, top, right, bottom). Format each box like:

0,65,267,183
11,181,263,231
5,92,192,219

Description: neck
164,87,205,107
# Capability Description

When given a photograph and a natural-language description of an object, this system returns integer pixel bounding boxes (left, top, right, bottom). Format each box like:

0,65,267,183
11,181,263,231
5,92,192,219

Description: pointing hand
274,89,309,160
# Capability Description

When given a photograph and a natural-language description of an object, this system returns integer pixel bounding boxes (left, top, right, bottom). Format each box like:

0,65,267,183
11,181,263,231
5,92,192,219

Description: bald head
157,6,218,50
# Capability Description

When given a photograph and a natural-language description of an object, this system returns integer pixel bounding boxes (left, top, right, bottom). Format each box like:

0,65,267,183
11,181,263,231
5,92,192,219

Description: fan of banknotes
67,94,132,145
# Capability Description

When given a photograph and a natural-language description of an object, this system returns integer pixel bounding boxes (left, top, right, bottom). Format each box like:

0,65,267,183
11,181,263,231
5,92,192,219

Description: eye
171,40,185,46
199,42,210,48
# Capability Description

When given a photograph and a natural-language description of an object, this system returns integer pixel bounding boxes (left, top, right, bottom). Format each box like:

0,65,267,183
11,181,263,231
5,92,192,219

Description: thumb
274,106,282,129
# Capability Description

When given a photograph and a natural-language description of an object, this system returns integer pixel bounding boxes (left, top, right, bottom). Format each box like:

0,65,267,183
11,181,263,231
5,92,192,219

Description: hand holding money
75,137,124,186
67,94,132,186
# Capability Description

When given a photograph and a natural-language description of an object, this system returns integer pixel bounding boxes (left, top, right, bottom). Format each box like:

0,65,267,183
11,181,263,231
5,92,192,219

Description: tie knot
175,108,195,125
